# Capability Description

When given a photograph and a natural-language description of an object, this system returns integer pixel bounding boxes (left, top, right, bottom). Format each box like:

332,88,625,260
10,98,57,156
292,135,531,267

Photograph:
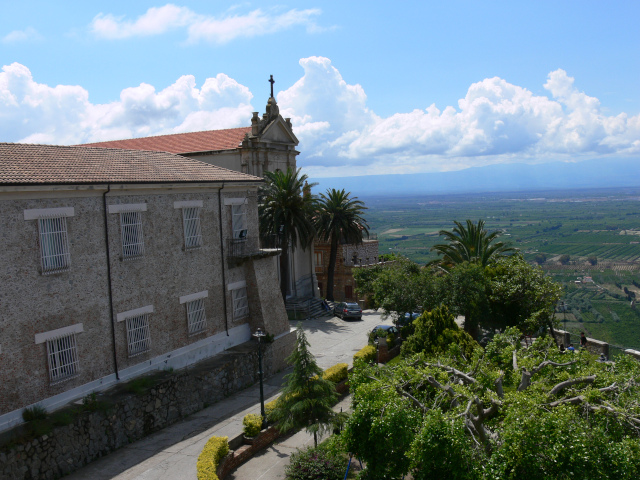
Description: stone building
314,235,380,302
83,94,317,299
0,143,293,432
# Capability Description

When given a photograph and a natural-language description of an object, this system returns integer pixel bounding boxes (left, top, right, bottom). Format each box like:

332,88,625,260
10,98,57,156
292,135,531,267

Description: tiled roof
81,127,252,154
0,143,262,185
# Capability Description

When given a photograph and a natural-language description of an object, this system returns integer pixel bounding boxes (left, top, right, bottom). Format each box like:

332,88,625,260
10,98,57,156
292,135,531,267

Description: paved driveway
64,310,387,479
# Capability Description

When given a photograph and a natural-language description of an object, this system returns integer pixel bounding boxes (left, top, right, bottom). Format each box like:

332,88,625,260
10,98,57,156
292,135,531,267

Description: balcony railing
227,234,281,261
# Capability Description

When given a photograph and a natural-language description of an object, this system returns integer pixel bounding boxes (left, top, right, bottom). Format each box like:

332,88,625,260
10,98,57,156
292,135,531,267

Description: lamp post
253,327,267,428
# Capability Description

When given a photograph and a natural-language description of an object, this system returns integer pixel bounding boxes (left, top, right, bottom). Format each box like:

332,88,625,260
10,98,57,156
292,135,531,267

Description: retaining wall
0,336,291,480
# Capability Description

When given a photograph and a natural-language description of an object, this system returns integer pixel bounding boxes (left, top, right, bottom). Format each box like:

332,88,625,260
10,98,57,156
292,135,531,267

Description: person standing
580,332,588,349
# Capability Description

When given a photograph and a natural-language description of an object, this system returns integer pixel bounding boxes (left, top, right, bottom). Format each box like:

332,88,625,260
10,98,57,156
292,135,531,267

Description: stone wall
0,339,289,480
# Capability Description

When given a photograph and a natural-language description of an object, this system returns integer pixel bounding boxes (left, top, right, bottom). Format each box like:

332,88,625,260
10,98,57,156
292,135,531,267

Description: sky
1,1,639,178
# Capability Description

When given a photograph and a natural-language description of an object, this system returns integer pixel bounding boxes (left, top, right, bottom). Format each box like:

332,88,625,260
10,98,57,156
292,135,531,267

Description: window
38,216,71,274
24,207,74,274
180,290,208,336
125,314,151,357
34,323,83,385
186,299,207,335
232,204,247,240
108,204,146,259
117,305,153,357
182,207,202,249
46,333,79,383
175,200,203,250
120,211,144,259
314,251,323,273
229,281,249,320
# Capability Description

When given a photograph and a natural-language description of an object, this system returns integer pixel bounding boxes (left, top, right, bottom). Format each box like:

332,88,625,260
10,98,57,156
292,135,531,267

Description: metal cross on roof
269,75,275,98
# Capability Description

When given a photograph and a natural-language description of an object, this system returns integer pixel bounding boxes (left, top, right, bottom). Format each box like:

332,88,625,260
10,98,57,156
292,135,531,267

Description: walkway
64,310,384,479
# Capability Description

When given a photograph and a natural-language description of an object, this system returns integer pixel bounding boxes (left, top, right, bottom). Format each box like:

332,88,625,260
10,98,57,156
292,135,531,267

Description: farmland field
361,187,640,350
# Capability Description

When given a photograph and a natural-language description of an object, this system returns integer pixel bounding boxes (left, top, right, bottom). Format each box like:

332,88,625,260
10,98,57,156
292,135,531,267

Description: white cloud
0,63,253,144
2,27,42,44
90,4,323,44
1,59,638,178
275,59,639,176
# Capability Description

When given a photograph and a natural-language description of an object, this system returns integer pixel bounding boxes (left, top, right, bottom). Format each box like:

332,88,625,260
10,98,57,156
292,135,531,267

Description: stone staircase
285,297,335,320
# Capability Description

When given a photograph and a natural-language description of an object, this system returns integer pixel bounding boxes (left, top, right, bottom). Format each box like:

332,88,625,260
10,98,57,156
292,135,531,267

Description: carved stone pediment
259,117,299,145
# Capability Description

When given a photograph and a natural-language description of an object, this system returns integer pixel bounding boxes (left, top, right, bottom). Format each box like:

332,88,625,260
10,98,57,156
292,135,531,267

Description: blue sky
1,1,638,177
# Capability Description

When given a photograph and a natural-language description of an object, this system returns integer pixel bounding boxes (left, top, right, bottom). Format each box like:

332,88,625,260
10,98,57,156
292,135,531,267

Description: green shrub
125,375,157,395
243,413,263,437
353,345,376,364
22,405,47,422
265,398,278,417
285,445,345,480
196,436,229,480
322,363,348,383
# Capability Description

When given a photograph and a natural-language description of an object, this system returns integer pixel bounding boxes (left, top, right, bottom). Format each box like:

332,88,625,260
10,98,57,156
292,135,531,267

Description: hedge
323,363,348,383
243,413,263,437
197,436,229,480
353,345,377,364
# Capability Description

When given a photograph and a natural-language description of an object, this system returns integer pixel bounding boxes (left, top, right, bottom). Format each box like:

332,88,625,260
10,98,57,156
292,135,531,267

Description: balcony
226,234,281,266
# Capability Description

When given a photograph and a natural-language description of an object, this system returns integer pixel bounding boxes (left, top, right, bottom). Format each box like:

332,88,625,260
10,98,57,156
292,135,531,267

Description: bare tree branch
549,375,597,396
425,362,477,385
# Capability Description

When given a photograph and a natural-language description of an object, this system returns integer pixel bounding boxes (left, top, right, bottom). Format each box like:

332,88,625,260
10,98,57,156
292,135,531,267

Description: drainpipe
102,184,119,380
218,183,229,336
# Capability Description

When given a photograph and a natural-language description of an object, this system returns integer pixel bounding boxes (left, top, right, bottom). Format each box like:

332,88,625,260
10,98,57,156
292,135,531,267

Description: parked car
397,312,421,327
370,324,399,340
333,302,363,320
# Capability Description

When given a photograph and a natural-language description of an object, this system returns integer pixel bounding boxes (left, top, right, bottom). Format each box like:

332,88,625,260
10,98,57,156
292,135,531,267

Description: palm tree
259,168,316,300
316,189,368,301
430,219,515,271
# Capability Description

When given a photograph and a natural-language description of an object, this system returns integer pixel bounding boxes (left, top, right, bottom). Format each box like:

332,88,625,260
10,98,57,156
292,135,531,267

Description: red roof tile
81,127,252,154
0,143,262,185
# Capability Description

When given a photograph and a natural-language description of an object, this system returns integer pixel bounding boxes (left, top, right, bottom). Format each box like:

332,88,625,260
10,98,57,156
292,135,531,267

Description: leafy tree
439,261,491,339
588,255,598,265
315,189,368,301
343,331,640,479
401,305,478,359
269,325,338,447
430,219,515,271
259,168,316,299
534,253,547,264
354,255,438,325
484,254,562,335
559,254,571,265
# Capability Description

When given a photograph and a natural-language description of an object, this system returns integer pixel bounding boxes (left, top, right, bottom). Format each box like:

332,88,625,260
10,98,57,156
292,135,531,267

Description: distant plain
362,187,640,351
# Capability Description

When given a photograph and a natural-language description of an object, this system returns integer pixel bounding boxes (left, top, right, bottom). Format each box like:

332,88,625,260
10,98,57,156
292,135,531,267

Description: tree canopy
315,188,368,301
344,332,640,479
259,168,316,299
430,219,516,271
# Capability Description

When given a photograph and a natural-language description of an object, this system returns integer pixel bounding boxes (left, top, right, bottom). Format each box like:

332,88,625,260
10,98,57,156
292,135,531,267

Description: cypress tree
270,324,338,446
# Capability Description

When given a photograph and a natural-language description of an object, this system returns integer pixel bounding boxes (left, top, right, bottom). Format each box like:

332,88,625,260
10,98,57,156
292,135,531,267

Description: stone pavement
64,310,386,479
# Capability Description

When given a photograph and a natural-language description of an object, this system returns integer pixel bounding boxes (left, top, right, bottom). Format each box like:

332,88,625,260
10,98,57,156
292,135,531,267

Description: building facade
0,144,293,432
84,95,317,299
314,236,380,302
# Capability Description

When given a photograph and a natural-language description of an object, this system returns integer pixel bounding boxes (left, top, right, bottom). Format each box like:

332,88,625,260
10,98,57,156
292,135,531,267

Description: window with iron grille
120,211,144,259
182,207,202,249
46,333,79,384
231,204,247,240
186,298,207,335
38,216,71,274
232,286,249,320
125,314,151,357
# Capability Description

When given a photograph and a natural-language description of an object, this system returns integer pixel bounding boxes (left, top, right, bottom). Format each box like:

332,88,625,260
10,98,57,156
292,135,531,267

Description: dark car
370,324,399,340
397,312,421,327
333,302,362,320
